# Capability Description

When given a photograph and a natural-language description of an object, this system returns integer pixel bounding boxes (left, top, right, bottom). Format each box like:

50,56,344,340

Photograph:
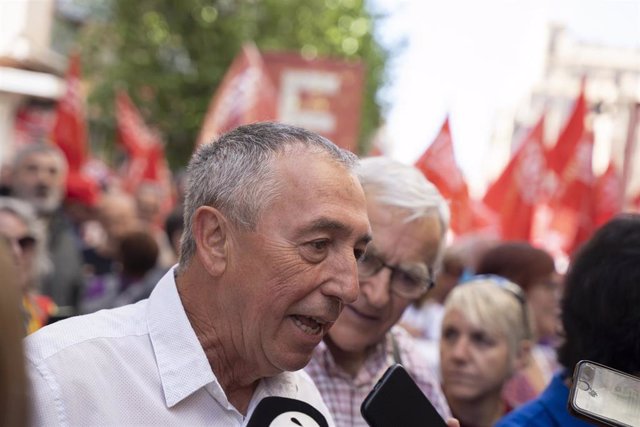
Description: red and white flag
196,43,277,147
593,162,623,227
484,116,546,240
115,90,173,203
532,85,594,257
51,53,88,172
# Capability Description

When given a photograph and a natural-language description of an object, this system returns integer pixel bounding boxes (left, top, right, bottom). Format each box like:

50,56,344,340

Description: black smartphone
568,360,640,427
360,363,448,427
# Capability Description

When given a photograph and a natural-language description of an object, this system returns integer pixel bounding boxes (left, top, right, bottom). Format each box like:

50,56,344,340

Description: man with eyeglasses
305,157,453,427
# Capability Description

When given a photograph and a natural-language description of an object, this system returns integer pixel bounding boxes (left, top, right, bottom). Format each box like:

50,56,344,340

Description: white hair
357,157,450,267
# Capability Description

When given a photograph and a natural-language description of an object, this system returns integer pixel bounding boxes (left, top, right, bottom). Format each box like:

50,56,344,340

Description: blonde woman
440,276,532,427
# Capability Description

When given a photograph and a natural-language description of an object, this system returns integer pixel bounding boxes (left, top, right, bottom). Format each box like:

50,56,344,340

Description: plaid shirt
305,326,451,427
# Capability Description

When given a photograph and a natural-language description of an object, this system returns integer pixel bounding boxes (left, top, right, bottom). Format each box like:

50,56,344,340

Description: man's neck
447,390,505,427
177,271,259,415
324,336,372,377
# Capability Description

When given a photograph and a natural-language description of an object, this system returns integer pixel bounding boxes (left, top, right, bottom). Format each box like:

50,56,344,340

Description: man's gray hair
179,122,358,270
0,197,52,287
357,157,450,265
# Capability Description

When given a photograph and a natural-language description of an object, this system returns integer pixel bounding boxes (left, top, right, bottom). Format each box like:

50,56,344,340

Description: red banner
196,43,278,147
196,45,365,152
261,52,364,153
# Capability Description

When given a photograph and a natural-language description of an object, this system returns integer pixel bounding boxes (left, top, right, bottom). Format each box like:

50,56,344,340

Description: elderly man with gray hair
306,156,455,427
25,123,372,426
10,143,84,315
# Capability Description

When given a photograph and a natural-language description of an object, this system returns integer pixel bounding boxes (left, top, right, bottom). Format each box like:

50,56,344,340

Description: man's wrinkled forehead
18,152,64,172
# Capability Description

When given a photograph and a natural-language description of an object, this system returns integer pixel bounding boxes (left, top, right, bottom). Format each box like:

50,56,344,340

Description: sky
370,0,640,195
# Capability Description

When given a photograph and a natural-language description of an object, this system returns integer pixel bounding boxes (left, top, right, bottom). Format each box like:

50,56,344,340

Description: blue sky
371,0,640,195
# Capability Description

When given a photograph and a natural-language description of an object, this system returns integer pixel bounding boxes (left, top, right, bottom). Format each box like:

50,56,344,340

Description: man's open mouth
291,315,327,335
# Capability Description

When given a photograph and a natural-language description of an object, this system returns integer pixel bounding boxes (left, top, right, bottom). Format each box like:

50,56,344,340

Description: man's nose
360,267,392,308
322,251,360,304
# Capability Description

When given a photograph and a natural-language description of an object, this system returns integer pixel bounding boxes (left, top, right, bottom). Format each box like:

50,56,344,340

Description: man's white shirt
25,267,334,426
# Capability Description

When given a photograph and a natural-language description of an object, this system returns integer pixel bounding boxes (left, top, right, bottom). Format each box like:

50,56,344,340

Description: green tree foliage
79,0,389,169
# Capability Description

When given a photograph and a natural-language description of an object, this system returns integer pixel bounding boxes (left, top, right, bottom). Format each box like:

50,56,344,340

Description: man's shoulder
25,301,149,365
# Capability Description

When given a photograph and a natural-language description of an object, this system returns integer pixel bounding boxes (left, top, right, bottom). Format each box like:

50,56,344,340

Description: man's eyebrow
305,217,372,244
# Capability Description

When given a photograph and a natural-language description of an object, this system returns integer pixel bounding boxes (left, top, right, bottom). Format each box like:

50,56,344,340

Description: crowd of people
2,122,639,426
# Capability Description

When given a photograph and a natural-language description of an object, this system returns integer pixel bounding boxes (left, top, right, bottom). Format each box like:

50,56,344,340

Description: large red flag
196,43,277,147
51,53,87,171
484,116,546,240
593,162,623,227
415,117,479,235
532,85,594,257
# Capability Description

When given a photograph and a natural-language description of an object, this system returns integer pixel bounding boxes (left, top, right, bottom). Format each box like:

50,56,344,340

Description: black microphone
245,396,329,427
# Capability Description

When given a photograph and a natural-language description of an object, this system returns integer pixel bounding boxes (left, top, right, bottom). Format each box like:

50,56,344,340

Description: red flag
532,85,593,257
115,90,155,158
51,53,88,171
115,90,172,201
415,117,478,235
593,162,623,227
633,193,640,212
484,116,546,240
415,118,466,199
196,43,277,147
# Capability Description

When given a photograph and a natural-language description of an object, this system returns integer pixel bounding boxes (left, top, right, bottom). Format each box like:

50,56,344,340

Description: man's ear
192,206,228,276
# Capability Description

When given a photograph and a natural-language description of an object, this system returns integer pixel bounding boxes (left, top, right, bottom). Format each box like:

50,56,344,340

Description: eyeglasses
357,250,434,299
0,234,36,252
460,274,532,339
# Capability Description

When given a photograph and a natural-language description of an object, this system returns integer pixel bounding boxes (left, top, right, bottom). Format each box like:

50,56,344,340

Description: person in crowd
25,122,372,425
0,240,29,427
440,275,533,427
164,205,184,259
63,170,101,249
10,143,84,314
82,190,140,277
0,197,56,333
134,181,176,268
475,242,561,407
401,246,466,370
80,229,165,313
496,214,640,426
305,157,454,427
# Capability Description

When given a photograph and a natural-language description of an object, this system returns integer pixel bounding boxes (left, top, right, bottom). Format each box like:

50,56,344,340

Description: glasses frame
357,250,435,299
0,234,36,252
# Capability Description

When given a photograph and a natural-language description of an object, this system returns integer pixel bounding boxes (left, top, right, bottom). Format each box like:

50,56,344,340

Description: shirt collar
147,267,216,407
314,334,392,386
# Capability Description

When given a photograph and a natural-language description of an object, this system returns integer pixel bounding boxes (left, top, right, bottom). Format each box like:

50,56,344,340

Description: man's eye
300,239,330,263
354,248,365,261
309,240,329,251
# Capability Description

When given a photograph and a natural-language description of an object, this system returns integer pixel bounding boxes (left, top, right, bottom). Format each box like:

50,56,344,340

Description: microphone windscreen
245,396,329,427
